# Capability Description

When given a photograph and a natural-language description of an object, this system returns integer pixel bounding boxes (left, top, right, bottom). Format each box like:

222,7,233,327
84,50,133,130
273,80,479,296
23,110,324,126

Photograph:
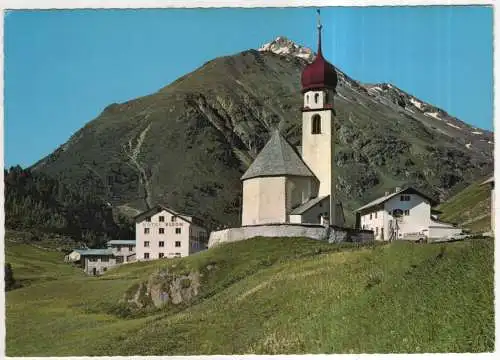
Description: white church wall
303,89,334,109
241,178,260,226
285,176,319,213
242,177,287,226
208,224,374,248
302,108,334,199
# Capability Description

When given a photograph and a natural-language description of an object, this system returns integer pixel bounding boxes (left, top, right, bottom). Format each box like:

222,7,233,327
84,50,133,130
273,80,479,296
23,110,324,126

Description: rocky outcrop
123,269,201,309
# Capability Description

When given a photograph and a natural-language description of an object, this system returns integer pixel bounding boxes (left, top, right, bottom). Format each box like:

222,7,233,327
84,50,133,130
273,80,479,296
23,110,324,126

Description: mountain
4,166,134,247
31,36,494,228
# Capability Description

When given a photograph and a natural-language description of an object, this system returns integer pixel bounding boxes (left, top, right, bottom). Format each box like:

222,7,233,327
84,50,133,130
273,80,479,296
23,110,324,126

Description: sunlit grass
5,237,494,355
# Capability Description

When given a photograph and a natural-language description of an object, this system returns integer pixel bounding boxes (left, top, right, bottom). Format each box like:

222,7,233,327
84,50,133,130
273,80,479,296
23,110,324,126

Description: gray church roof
290,195,329,215
241,130,316,181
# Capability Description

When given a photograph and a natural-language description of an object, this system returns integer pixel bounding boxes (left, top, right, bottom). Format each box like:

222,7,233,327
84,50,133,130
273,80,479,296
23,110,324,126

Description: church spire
301,8,338,93
317,9,323,56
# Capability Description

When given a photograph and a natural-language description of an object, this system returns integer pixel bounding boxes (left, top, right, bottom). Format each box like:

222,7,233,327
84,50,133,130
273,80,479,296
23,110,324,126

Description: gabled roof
134,205,202,226
73,249,114,256
355,187,438,213
291,195,329,215
241,130,316,181
481,176,494,185
107,240,136,246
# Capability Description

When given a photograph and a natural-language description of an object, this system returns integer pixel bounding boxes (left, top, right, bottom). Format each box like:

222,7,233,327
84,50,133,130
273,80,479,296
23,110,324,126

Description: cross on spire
316,9,323,56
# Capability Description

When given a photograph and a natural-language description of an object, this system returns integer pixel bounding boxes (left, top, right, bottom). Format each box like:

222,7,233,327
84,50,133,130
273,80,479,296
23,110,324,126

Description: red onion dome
301,19,338,93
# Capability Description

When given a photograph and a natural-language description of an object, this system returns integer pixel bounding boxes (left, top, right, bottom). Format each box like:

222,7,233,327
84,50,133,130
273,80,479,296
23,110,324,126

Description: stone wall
208,223,374,248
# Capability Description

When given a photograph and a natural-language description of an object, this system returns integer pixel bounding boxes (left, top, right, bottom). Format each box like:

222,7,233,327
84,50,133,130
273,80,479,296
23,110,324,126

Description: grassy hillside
6,236,494,356
438,179,492,233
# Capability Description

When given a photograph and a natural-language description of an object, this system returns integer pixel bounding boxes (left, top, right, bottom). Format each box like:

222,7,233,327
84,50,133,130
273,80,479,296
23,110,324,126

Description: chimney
395,187,401,193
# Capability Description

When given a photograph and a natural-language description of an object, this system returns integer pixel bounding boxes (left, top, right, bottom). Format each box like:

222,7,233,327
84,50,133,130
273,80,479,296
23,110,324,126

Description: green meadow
5,236,494,355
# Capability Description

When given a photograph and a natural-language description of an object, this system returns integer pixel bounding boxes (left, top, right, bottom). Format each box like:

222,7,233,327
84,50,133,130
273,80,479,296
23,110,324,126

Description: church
241,15,345,228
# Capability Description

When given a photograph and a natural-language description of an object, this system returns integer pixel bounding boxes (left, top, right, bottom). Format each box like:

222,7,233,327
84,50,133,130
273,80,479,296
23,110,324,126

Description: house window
128,246,133,251
175,253,181,257
176,228,181,234
159,216,165,222
404,209,410,216
144,228,150,234
144,241,150,248
312,114,321,134
171,216,177,222
159,241,164,247
175,241,181,247
314,93,319,103
375,227,379,235
159,228,165,234
159,253,164,259
145,216,151,222
375,212,378,219
144,253,149,259
370,213,373,220
400,195,410,201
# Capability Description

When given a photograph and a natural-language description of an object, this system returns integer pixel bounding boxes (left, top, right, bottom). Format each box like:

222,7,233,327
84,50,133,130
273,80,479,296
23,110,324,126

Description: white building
241,14,345,227
66,240,136,275
355,187,461,241
106,240,136,264
66,248,115,276
135,205,208,261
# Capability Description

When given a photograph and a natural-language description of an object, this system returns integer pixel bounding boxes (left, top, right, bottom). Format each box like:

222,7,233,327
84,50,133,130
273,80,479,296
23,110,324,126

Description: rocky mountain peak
258,36,315,63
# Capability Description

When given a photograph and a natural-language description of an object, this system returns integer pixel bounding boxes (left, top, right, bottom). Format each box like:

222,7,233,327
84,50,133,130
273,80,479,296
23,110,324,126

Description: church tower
300,10,340,225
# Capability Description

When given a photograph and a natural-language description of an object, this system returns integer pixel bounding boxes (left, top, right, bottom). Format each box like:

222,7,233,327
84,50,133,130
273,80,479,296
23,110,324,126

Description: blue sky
4,6,493,168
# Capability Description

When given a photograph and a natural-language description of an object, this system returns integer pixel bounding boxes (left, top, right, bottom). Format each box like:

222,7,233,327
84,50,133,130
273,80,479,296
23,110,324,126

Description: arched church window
312,114,321,134
314,93,319,104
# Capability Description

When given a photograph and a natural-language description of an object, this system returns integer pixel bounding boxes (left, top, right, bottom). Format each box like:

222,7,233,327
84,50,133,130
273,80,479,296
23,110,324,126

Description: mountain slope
31,37,494,228
437,177,492,233
4,166,134,246
6,237,494,355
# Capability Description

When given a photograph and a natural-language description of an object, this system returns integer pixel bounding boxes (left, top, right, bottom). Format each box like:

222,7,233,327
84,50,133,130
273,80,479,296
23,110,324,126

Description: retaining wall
208,223,374,248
